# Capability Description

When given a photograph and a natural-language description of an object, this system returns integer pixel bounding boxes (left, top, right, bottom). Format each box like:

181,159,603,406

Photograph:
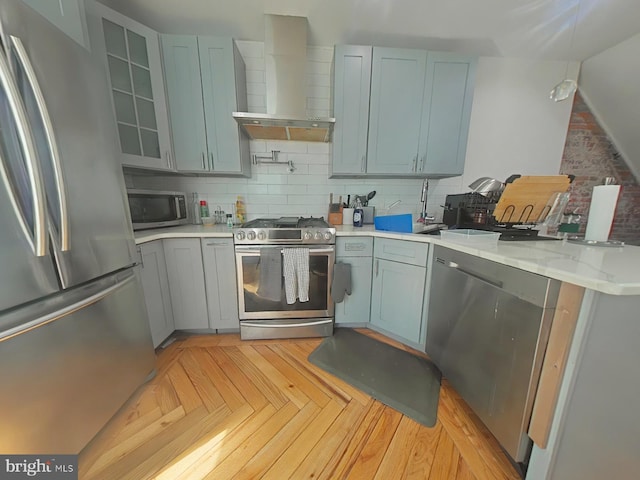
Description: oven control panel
233,228,335,245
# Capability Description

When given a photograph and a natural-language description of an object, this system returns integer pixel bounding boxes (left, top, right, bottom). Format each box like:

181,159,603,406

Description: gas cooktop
234,217,335,245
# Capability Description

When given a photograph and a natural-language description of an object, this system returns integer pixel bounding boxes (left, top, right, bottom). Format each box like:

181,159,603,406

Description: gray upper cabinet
22,0,89,49
331,45,372,176
161,35,208,172
331,45,476,178
161,35,251,176
87,1,173,171
367,47,427,175
419,53,477,176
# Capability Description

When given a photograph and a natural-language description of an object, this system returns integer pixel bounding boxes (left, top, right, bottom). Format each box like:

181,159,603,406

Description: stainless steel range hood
232,15,335,142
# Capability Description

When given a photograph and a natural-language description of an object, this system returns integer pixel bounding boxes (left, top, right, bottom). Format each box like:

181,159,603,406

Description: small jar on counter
226,214,233,228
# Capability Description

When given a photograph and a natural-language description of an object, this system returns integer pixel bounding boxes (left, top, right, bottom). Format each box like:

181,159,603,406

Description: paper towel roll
584,185,621,241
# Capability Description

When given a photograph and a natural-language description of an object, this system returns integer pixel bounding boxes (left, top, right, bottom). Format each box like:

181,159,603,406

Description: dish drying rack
469,175,573,239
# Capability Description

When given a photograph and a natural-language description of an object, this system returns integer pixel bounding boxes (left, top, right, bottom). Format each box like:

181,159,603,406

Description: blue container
373,214,413,233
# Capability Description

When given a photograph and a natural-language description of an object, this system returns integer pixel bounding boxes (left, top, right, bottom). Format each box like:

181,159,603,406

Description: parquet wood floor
79,329,520,479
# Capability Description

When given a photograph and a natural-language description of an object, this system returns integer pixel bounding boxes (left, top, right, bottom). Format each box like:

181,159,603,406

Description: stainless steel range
233,217,336,340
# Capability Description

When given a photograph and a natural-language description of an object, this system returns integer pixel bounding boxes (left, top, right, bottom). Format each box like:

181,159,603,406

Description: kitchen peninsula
135,224,640,479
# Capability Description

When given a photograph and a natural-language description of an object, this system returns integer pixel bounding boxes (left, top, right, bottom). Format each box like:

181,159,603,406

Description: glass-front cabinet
87,2,173,171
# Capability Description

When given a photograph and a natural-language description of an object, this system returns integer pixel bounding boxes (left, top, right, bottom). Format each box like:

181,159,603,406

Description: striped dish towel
283,248,310,304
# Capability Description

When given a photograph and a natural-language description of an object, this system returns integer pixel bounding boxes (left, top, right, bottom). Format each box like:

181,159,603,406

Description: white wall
131,48,577,222
462,57,578,188
579,32,640,180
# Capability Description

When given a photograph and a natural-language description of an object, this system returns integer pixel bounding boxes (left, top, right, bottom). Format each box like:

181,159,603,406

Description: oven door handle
241,319,333,328
235,247,335,255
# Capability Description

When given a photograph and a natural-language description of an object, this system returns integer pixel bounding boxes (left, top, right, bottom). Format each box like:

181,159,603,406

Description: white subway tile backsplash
242,56,265,71
266,141,308,154
307,85,331,100
307,164,329,175
250,173,288,185
287,174,327,185
249,140,267,153
236,41,264,58
307,74,331,87
248,194,287,205
307,109,331,118
306,143,330,154
307,60,331,75
286,194,328,205
306,97,330,111
247,94,266,111
307,184,344,195
286,164,309,174
268,184,307,194
246,184,269,194
246,83,266,96
245,70,265,84
307,46,334,62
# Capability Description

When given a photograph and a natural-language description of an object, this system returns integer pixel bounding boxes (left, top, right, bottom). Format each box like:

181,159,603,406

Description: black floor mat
308,328,442,427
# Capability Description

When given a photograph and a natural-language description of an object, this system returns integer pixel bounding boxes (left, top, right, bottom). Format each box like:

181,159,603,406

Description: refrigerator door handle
0,271,136,342
0,151,34,251
10,35,69,252
0,46,48,256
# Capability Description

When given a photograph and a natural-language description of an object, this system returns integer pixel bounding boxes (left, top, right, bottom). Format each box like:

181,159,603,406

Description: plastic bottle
235,196,246,224
199,200,209,219
353,198,364,227
226,213,233,228
192,193,201,224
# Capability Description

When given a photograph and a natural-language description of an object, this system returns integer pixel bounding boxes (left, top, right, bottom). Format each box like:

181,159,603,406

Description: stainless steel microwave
127,189,189,230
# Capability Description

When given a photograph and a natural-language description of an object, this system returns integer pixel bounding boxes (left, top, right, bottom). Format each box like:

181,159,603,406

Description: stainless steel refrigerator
0,1,155,454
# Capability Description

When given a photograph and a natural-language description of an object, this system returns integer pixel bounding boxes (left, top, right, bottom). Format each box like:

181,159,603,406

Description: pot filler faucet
419,178,435,223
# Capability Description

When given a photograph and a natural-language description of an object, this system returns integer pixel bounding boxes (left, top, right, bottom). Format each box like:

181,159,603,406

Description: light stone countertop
135,224,640,296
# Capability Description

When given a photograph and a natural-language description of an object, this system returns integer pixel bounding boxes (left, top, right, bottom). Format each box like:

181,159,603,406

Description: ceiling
98,0,640,61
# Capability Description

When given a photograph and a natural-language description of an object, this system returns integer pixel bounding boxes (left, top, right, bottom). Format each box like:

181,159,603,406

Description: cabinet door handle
446,261,503,289
361,155,366,173
210,152,215,170
412,155,418,172
137,246,143,268
201,152,206,169
375,259,379,276
166,150,173,169
419,154,425,172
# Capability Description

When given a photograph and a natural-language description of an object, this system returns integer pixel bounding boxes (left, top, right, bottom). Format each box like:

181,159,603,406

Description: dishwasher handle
437,257,503,289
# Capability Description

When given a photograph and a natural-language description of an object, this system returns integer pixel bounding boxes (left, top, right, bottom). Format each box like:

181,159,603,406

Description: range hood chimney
232,15,335,142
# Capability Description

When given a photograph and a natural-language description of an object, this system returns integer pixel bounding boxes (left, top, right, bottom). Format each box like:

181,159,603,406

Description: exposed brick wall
559,91,640,245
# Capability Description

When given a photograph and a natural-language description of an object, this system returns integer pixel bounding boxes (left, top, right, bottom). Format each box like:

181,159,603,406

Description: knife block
328,205,343,226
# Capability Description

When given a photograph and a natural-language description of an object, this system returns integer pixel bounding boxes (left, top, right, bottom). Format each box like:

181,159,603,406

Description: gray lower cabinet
138,241,174,347
335,238,373,325
201,239,240,331
370,239,428,344
163,238,209,329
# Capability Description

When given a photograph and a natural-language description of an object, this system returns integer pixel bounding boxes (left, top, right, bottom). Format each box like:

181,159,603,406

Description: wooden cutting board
493,175,571,224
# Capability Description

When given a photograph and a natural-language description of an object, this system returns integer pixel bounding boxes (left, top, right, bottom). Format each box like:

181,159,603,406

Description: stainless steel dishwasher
426,245,559,469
